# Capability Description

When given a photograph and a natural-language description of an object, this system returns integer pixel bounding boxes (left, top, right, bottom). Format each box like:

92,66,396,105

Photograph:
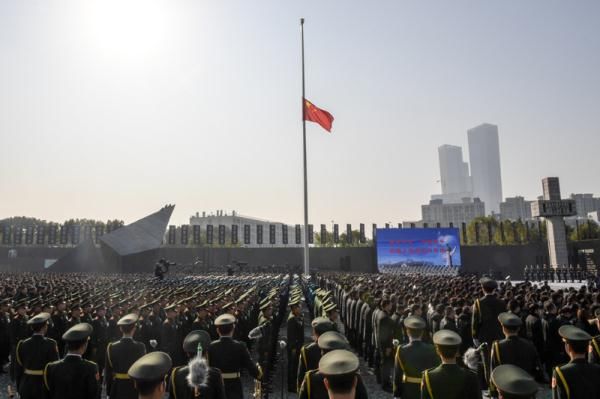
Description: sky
1,0,599,227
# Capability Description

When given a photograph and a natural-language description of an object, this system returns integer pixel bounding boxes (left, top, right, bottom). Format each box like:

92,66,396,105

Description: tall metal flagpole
301,18,310,275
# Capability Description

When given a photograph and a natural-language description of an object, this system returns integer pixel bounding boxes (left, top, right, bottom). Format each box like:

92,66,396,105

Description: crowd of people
3,267,600,398
307,271,600,398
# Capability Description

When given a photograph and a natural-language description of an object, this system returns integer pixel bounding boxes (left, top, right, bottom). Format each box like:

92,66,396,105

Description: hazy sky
1,0,599,226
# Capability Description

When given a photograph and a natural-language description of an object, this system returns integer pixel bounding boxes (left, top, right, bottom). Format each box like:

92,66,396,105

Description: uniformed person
43,322,101,399
14,312,59,399
169,329,227,399
298,332,368,399
392,315,440,399
287,297,304,392
552,325,600,399
491,365,539,399
588,308,600,364
472,277,505,383
490,312,542,386
105,313,147,399
297,317,336,391
91,303,110,380
319,350,361,399
9,300,29,381
128,351,173,399
207,313,262,399
161,304,181,365
421,330,481,399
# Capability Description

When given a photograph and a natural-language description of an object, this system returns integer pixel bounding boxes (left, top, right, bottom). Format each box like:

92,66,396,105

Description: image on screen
376,228,462,273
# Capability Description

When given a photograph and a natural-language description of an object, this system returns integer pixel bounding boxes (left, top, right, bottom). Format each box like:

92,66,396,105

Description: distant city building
467,123,503,215
421,198,485,227
438,145,472,196
189,210,301,247
499,196,533,221
569,194,600,218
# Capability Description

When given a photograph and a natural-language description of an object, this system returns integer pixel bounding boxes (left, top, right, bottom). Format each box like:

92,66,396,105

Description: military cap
403,315,426,330
27,312,51,325
289,298,301,307
118,313,139,326
165,303,177,312
215,313,236,326
317,331,350,351
319,349,359,376
260,301,272,311
311,317,335,335
323,302,337,313
128,351,172,381
62,323,93,342
433,329,462,347
15,299,27,309
498,312,522,328
480,277,497,290
558,325,592,342
183,330,212,354
491,364,538,397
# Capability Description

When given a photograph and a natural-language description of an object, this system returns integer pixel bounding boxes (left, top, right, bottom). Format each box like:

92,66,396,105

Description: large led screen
376,228,461,273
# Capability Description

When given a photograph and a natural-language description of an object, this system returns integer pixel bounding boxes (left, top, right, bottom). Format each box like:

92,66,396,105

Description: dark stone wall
3,240,600,276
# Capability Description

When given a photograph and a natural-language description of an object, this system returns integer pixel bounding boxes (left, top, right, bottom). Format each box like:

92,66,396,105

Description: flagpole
301,18,310,276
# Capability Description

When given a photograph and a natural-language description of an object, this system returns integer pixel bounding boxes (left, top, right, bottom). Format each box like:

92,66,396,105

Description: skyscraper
467,123,503,214
438,145,471,195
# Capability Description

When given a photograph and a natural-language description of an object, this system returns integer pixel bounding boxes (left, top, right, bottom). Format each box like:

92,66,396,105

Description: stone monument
531,177,576,267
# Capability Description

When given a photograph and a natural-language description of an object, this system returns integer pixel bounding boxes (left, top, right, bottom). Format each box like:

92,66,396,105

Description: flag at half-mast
303,98,334,132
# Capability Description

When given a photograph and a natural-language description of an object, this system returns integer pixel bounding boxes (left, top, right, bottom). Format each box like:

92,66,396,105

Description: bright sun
84,0,170,61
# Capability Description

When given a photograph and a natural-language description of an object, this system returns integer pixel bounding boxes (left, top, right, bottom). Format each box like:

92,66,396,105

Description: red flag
303,98,334,132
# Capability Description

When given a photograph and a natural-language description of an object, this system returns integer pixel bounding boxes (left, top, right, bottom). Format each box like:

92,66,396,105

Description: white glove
150,339,158,348
473,338,480,347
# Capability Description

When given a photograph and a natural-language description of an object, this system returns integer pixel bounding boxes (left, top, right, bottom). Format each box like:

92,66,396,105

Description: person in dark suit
105,313,147,399
43,323,100,399
0,299,10,370
207,314,262,399
421,330,481,399
169,329,227,399
471,277,505,384
128,351,172,399
9,300,29,381
392,316,440,399
287,298,305,392
14,312,59,399
297,317,336,391
552,325,600,399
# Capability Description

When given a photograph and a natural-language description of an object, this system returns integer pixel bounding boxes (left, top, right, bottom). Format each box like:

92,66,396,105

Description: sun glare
84,0,170,61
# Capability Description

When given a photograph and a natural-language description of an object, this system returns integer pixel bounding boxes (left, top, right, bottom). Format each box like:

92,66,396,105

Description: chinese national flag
303,98,334,132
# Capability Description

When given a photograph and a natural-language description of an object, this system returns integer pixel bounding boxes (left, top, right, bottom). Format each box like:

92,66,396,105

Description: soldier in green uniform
490,312,543,390
128,351,173,399
105,313,147,399
298,332,368,399
14,312,59,399
392,315,440,399
319,350,361,399
287,296,305,392
552,325,600,399
421,330,481,399
168,329,227,399
297,317,336,391
90,303,110,380
491,365,539,399
43,323,101,399
207,313,262,399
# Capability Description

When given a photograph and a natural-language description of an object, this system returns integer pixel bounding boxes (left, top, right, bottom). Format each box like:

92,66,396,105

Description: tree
570,220,600,241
